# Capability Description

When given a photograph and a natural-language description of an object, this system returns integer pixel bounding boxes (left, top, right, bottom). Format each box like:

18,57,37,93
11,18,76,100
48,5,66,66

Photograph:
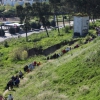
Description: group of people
47,47,71,60
4,61,41,100
6,61,41,90
5,71,23,91
23,61,41,73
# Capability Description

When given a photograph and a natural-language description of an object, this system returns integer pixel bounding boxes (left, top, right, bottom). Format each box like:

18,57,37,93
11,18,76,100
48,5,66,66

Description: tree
23,3,32,42
49,0,61,34
32,2,51,37
16,5,25,24
16,3,32,42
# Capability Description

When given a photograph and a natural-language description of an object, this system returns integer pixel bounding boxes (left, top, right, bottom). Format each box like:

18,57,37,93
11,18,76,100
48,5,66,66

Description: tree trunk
68,15,71,26
56,15,60,34
44,25,49,37
63,15,65,28
25,27,28,42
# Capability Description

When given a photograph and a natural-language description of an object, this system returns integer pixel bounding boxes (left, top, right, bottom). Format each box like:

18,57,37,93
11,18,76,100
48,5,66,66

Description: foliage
4,41,9,47
89,23,97,29
21,50,28,60
31,22,41,29
9,27,16,34
0,21,100,100
2,5,16,17
22,23,31,31
64,26,70,33
9,47,28,61
0,5,5,13
0,29,5,36
50,20,56,27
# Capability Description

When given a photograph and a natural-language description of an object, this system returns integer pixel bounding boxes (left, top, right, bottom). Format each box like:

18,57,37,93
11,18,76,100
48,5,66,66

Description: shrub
31,22,41,29
4,41,9,47
64,26,70,33
89,23,97,29
31,22,37,29
9,47,28,61
21,50,28,60
9,48,22,61
37,23,41,29
50,20,56,27
0,29,5,36
9,27,15,34
22,23,31,31
46,21,50,27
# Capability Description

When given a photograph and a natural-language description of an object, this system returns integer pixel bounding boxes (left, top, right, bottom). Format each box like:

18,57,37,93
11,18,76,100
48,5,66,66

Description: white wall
3,0,49,6
74,16,89,36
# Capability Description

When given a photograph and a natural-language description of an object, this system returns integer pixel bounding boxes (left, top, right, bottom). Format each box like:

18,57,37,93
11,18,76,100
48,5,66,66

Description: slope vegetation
10,37,100,100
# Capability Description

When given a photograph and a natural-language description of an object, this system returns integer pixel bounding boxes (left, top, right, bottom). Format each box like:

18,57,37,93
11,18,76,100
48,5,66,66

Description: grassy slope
0,22,100,99
0,28,73,94
9,37,100,100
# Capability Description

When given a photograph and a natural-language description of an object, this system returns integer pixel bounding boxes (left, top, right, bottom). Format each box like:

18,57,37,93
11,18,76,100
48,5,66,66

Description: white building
74,16,89,36
3,0,49,6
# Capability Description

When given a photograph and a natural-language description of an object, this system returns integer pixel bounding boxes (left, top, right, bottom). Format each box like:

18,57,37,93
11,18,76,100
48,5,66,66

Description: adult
23,65,28,72
33,61,37,66
6,79,13,90
0,95,4,100
19,71,23,79
7,94,13,100
65,47,71,52
28,63,34,71
15,77,20,87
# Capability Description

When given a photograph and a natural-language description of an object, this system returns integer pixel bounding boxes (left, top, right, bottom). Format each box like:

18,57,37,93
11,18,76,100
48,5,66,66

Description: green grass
11,36,100,100
0,21,100,100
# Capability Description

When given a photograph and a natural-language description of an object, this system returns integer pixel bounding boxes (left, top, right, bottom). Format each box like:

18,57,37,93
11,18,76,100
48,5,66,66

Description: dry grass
33,90,68,100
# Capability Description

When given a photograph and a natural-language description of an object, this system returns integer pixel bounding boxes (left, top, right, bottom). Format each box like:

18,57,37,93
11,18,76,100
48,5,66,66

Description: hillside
0,23,100,99
3,36,100,100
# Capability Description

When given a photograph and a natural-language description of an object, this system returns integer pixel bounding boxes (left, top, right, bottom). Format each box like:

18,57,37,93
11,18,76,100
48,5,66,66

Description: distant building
2,0,49,6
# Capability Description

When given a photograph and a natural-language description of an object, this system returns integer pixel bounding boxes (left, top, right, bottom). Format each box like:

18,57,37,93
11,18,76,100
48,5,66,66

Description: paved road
0,22,73,42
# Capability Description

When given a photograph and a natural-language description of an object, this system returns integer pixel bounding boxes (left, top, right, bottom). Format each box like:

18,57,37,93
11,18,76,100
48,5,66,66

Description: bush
46,21,50,27
50,20,56,27
37,23,41,29
21,50,28,60
22,23,31,31
10,48,22,61
64,26,70,33
9,27,15,34
89,23,97,29
31,22,37,29
31,22,41,29
0,29,5,36
9,47,28,61
4,41,9,47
